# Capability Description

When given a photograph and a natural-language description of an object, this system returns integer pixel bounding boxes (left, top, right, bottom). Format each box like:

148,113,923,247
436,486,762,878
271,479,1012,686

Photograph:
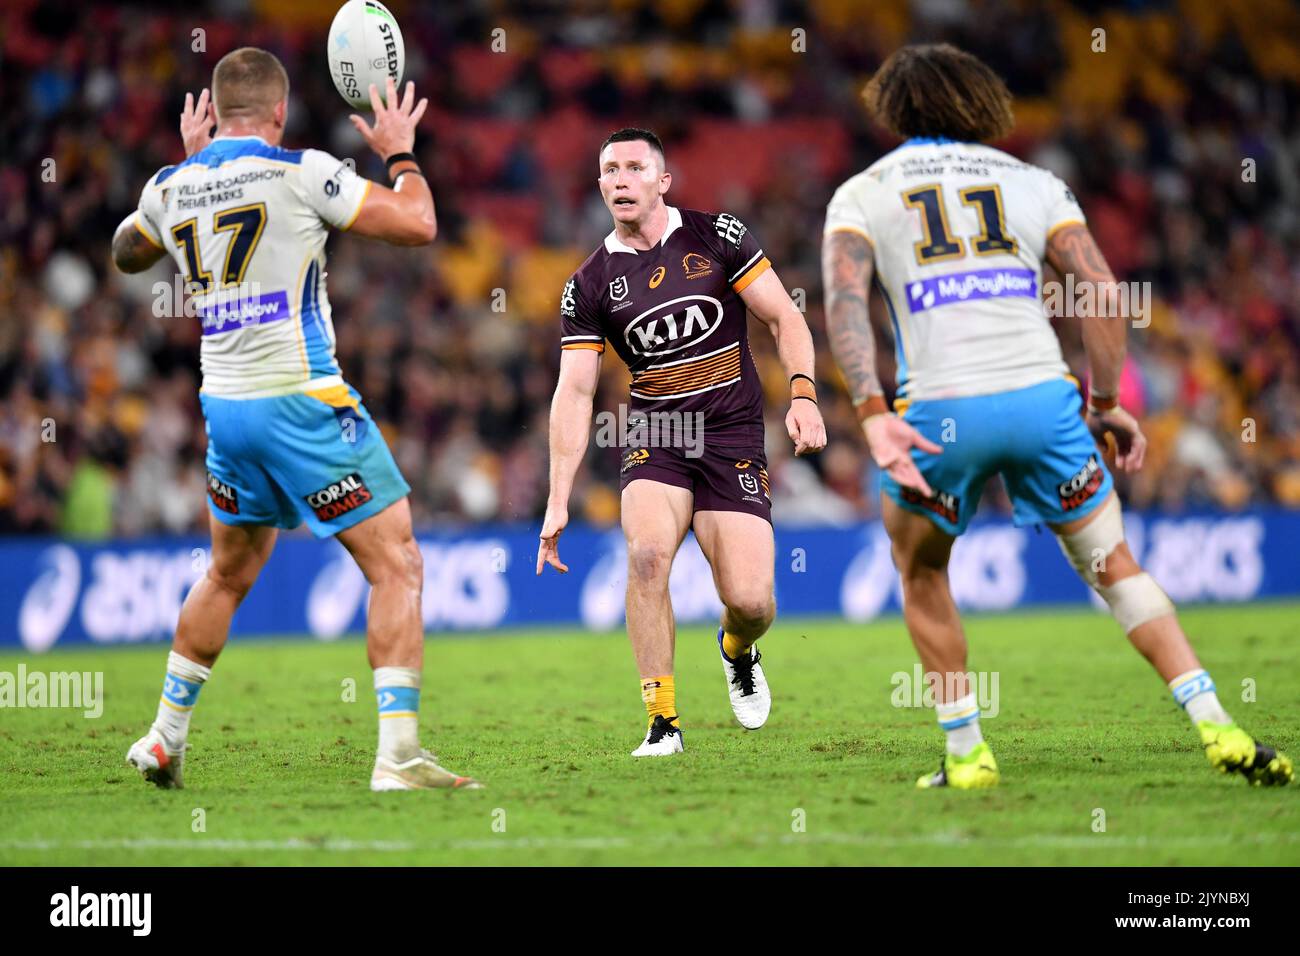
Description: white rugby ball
327,0,405,110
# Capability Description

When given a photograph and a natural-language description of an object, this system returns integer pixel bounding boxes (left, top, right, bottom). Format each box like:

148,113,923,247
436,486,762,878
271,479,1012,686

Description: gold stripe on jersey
1046,219,1086,242
304,383,361,412
731,256,771,293
134,215,165,249
342,179,372,231
826,225,874,247
292,254,313,378
630,342,742,399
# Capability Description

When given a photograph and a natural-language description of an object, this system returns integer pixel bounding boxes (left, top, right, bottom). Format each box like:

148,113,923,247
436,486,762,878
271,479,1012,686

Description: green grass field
1,603,1297,866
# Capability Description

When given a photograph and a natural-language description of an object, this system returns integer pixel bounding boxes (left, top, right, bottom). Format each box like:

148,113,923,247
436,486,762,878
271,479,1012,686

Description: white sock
152,651,211,750
1169,669,1230,725
936,692,983,757
375,666,421,761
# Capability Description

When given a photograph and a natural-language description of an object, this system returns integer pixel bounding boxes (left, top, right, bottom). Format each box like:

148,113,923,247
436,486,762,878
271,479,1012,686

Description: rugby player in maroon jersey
536,129,826,756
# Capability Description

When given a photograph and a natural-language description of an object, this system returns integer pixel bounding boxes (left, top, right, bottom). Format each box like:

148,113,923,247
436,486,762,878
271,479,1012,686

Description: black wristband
385,151,418,174
792,394,818,405
790,373,815,386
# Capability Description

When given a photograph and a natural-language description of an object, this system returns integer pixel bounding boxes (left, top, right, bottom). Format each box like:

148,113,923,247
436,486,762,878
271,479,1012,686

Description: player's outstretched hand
863,413,941,497
786,401,827,456
1087,405,1147,473
350,77,428,161
536,506,569,575
181,88,215,157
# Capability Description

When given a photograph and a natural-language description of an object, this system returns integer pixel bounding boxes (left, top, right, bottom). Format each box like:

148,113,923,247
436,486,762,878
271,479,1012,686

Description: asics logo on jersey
906,267,1037,314
304,472,373,521
623,295,723,357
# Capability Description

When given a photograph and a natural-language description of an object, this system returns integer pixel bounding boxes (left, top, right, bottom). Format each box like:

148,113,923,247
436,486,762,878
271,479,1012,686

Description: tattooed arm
822,230,884,411
1045,222,1146,471
822,229,940,494
111,213,166,274
1045,223,1124,400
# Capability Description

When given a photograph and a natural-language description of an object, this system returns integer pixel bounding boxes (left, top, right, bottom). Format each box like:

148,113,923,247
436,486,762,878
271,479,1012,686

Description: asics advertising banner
3,509,1295,652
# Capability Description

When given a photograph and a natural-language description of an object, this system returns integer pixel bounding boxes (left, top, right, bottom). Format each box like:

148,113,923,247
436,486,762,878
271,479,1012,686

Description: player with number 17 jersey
134,134,408,535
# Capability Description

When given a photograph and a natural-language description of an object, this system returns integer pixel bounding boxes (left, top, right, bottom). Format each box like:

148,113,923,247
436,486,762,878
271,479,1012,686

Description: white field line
2,832,1298,854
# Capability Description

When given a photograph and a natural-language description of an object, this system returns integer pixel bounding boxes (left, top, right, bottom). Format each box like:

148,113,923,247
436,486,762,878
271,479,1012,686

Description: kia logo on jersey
623,295,724,357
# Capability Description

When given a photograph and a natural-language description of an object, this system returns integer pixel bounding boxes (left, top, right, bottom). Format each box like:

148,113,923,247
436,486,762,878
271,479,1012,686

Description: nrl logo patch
609,275,629,301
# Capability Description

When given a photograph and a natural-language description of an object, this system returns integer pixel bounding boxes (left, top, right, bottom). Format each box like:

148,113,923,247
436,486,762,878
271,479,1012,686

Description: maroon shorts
618,439,772,523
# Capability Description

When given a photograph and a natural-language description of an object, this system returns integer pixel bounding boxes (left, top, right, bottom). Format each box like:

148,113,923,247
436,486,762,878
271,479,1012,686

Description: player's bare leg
882,495,999,789
127,517,276,789
1052,491,1291,785
694,509,776,729
621,479,694,756
337,498,480,790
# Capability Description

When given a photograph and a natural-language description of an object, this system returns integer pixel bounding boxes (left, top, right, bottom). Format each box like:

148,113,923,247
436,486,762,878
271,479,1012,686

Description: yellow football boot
916,741,1000,789
1198,721,1293,786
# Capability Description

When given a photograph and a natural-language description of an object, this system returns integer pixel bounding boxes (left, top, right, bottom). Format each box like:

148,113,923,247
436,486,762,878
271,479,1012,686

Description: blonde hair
213,47,289,121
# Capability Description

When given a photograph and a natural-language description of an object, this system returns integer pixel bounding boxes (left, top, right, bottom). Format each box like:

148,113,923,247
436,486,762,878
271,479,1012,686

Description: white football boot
370,749,482,791
126,728,185,789
718,627,770,729
631,714,684,757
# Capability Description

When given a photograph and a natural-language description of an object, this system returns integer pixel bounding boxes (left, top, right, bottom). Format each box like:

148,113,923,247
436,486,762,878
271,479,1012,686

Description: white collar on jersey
603,204,682,254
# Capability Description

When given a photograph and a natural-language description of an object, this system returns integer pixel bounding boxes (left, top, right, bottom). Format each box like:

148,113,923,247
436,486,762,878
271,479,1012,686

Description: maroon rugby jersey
560,206,772,443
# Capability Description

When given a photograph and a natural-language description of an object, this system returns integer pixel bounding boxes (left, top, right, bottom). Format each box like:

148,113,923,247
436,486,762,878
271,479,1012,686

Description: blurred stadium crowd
2,0,1299,537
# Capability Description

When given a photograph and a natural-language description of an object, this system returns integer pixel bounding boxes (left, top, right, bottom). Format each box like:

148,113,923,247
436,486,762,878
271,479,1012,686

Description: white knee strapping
1053,495,1175,632
1098,572,1175,633
1054,494,1125,586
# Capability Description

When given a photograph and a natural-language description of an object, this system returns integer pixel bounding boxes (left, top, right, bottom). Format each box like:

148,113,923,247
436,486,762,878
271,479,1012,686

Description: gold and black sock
641,675,678,728
721,631,752,661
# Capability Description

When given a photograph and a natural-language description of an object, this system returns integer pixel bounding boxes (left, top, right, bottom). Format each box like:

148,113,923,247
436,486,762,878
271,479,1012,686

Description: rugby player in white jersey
111,48,479,791
823,44,1291,789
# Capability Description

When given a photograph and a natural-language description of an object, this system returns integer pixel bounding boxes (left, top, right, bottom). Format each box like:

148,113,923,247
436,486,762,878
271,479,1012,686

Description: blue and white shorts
200,382,410,538
880,377,1113,536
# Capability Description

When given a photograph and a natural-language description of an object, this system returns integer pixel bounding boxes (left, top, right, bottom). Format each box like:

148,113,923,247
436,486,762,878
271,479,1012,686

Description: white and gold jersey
824,138,1085,401
135,135,370,398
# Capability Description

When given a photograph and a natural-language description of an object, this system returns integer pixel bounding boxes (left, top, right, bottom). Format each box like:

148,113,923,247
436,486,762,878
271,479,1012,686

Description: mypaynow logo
906,268,1036,313
199,290,290,336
